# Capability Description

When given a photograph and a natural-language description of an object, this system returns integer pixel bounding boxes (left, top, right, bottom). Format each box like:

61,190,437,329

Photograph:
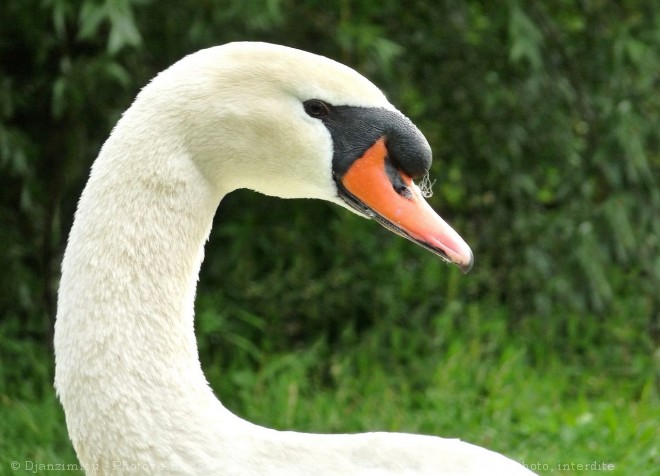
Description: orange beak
339,138,474,273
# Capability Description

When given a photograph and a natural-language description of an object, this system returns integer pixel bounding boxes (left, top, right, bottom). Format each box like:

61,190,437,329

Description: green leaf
78,0,107,40
107,0,142,54
51,76,67,119
508,4,543,71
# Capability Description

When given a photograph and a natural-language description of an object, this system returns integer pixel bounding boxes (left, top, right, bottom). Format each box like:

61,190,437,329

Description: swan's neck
54,105,242,466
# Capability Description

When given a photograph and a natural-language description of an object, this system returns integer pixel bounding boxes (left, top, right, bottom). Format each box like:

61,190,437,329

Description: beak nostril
393,183,413,199
384,154,414,200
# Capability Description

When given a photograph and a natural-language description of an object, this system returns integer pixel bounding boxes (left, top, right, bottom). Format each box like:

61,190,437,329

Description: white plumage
54,42,535,475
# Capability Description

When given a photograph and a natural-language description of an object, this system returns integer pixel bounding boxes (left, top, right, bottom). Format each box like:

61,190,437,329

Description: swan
54,42,535,475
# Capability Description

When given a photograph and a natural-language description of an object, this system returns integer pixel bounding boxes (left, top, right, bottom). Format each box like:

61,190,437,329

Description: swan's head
150,42,472,271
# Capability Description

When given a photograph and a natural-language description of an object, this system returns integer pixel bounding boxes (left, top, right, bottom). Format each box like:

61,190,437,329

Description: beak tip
459,249,474,274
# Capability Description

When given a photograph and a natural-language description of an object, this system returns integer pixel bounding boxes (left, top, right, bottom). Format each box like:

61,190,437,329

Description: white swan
55,42,535,475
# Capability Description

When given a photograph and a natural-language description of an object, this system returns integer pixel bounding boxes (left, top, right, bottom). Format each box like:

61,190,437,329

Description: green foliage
0,0,658,474
1,300,657,474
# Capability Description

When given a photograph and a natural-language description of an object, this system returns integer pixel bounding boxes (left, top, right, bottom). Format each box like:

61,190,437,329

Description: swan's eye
303,99,330,118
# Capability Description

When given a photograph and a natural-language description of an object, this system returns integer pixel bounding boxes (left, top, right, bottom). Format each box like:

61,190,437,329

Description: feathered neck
54,97,245,469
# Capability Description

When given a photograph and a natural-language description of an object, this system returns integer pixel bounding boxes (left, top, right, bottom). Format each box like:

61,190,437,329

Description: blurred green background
1,1,658,475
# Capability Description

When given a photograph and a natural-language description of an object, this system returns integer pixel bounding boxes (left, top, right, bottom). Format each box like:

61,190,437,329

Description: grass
1,297,657,475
